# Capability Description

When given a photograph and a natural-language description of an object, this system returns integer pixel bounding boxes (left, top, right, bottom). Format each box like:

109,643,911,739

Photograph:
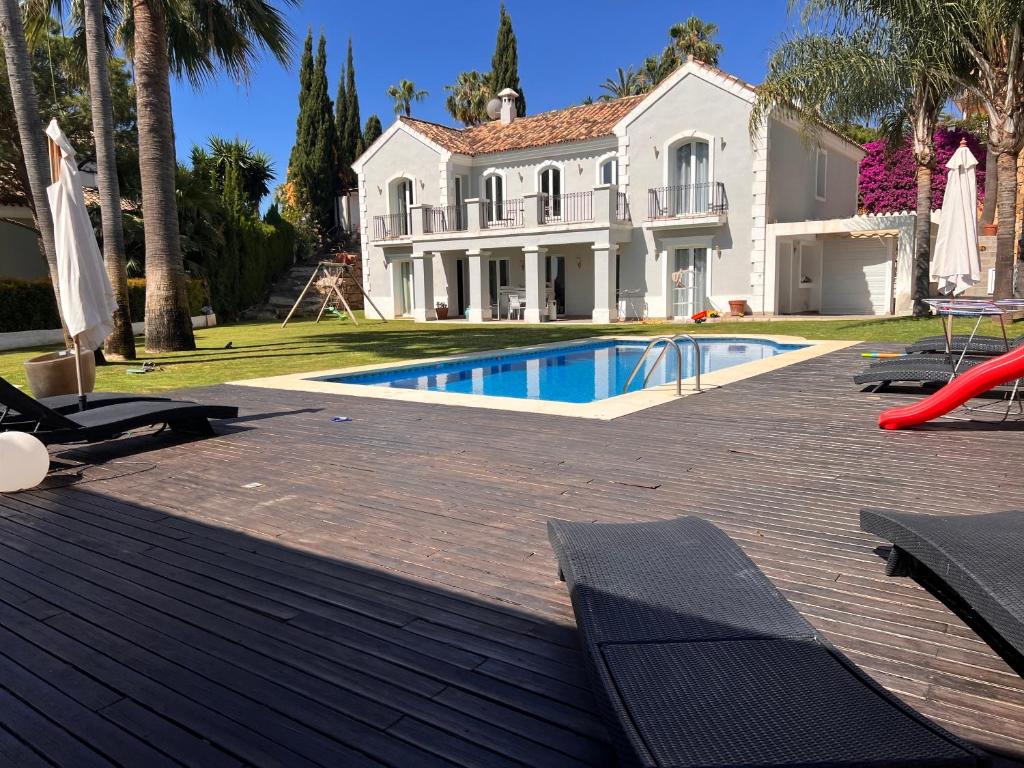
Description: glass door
395,179,414,235
671,247,708,318
398,260,414,317
675,141,710,214
545,255,566,315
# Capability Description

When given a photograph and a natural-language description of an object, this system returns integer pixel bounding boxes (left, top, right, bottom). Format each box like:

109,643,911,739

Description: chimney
498,88,518,125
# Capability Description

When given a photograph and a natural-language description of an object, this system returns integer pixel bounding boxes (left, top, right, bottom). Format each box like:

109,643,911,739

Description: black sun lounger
906,335,1024,356
853,355,987,387
0,376,169,428
861,509,1024,676
0,378,236,446
548,516,986,768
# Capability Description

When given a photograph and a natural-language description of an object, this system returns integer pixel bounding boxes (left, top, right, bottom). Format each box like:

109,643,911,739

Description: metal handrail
622,334,701,396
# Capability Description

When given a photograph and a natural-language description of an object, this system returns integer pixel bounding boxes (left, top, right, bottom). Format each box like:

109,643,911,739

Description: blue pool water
317,338,808,404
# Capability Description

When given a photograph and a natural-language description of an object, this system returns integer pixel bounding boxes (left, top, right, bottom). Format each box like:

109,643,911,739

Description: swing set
280,261,387,327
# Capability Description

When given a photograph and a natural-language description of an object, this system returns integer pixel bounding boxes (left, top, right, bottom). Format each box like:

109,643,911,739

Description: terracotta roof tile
400,95,643,156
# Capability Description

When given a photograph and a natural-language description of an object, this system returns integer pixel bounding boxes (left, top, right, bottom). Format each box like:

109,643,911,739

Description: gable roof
399,95,643,157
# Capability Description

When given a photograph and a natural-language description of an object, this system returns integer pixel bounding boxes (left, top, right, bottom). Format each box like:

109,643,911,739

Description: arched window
539,165,562,219
674,139,710,214
599,157,617,185
483,172,504,223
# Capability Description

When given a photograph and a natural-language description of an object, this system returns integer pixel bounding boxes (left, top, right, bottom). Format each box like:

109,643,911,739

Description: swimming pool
314,338,808,404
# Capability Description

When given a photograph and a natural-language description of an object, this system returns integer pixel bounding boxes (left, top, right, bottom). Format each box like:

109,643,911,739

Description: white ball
0,432,50,493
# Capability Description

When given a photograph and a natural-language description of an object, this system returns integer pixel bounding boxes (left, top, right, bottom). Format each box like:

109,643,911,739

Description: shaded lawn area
0,313,1013,393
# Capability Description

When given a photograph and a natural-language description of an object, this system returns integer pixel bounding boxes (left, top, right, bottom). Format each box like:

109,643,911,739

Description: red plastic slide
879,344,1024,429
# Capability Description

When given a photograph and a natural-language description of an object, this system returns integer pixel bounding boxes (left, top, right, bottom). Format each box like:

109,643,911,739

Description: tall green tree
333,57,348,181
290,33,337,233
0,0,62,329
387,79,427,117
753,16,955,315
600,66,641,99
82,0,135,358
191,136,274,214
489,2,525,115
362,114,382,147
444,69,490,125
668,16,723,66
342,38,361,160
290,29,314,178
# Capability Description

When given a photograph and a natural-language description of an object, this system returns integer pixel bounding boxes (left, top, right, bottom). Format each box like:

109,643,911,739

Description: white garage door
821,239,891,315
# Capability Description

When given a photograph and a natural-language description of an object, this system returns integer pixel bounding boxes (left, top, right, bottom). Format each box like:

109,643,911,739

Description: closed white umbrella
930,138,981,295
45,118,117,410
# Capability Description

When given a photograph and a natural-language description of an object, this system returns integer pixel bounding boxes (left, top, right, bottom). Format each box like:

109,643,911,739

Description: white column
592,243,618,323
523,245,547,323
467,249,490,322
411,251,437,321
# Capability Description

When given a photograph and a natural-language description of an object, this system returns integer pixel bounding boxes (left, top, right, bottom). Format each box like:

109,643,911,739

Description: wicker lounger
906,335,1024,356
861,509,1024,675
548,516,986,768
853,355,985,386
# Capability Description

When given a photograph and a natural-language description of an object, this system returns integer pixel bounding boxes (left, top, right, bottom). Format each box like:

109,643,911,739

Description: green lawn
0,313,1011,393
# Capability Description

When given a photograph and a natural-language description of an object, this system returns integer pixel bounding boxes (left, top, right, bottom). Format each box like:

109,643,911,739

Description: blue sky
168,1,793,198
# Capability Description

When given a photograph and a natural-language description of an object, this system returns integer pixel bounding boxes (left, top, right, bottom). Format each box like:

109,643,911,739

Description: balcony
422,204,468,234
646,182,727,228
372,212,411,241
483,198,525,230
615,191,631,223
539,191,593,225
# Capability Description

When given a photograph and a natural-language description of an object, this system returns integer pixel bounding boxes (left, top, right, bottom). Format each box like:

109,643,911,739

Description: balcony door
397,260,414,317
392,178,414,235
675,140,709,214
671,247,708,318
484,174,504,223
539,166,561,220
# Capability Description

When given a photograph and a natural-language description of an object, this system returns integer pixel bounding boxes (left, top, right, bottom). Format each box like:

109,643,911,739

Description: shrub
859,128,987,213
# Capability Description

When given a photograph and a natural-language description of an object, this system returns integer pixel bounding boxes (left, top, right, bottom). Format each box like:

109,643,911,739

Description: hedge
0,277,205,334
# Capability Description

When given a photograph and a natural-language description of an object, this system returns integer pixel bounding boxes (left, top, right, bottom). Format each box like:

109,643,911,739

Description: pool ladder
622,335,701,396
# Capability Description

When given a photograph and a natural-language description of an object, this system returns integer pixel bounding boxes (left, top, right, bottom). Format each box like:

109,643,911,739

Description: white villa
352,59,920,323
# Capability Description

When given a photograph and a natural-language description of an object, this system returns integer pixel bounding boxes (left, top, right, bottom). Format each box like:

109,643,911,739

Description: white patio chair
508,294,524,320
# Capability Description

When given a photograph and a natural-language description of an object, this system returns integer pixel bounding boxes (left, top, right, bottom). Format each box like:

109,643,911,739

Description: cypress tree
287,29,314,179
490,3,526,116
363,114,383,148
293,33,337,234
344,39,362,157
334,60,348,177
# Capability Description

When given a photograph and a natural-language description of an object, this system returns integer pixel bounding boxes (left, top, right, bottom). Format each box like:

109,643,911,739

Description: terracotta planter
435,307,449,320
24,348,95,399
728,300,747,318
982,224,998,236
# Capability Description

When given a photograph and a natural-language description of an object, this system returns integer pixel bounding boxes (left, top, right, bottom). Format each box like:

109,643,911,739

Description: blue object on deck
314,338,806,404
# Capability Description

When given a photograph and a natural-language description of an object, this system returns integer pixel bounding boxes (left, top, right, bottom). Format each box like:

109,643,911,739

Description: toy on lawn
690,309,720,324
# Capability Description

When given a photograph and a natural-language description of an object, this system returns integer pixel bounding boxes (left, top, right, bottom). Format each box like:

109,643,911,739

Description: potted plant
435,301,449,320
728,299,747,317
24,347,96,399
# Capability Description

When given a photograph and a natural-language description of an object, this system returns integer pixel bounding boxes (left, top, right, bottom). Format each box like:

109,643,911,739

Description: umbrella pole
73,334,86,412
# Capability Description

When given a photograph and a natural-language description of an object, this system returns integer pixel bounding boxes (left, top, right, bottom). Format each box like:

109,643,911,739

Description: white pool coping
230,335,859,420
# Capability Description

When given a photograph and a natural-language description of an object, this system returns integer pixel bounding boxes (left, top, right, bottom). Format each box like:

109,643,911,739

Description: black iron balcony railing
615,191,631,222
483,198,524,229
372,212,411,240
647,182,728,220
540,191,593,225
423,204,468,234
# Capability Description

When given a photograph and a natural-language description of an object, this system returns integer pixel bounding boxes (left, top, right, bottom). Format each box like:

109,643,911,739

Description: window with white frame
483,173,504,222
815,148,828,201
672,139,710,214
539,165,562,219
599,157,618,185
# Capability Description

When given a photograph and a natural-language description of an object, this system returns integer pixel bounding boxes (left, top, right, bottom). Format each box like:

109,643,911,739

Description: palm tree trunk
133,0,195,352
0,0,64,331
912,163,933,315
992,149,1017,298
83,0,135,360
981,143,997,227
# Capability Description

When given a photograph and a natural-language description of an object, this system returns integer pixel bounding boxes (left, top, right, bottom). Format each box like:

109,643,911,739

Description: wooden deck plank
2,342,1024,765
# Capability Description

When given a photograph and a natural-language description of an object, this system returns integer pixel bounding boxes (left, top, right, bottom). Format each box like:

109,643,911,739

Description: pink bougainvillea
858,128,986,214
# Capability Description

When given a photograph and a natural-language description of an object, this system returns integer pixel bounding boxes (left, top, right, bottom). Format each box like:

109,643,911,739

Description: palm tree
668,16,723,66
196,136,274,211
444,70,490,126
28,0,297,351
752,17,956,315
82,0,135,358
387,79,427,117
812,0,1024,297
0,0,63,331
638,50,677,91
600,66,640,99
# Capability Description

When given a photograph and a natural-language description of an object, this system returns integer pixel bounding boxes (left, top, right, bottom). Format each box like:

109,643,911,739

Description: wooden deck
2,343,1024,767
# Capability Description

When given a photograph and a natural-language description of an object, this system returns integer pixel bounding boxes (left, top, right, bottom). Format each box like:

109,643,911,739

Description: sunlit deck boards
1,343,1023,766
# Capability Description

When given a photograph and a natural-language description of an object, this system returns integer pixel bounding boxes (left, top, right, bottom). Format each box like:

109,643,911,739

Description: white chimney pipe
497,88,518,125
